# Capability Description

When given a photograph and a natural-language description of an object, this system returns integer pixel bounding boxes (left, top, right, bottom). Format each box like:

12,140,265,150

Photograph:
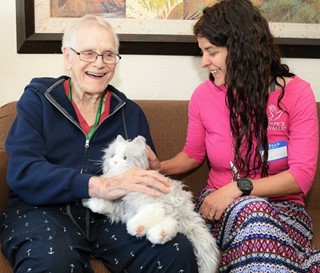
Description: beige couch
1,100,319,273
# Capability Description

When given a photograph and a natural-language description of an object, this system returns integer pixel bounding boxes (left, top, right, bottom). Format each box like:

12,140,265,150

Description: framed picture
16,0,320,58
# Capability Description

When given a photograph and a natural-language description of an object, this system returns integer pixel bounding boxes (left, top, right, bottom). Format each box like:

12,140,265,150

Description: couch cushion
0,251,12,273
0,150,9,213
0,102,17,150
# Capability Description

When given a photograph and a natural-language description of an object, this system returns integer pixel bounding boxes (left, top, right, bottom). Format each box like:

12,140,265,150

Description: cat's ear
116,135,125,142
133,135,146,146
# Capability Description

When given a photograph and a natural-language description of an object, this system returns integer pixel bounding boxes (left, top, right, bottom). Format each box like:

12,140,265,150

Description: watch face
237,178,253,195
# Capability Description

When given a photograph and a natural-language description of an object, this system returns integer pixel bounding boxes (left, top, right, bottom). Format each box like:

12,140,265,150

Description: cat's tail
179,209,220,273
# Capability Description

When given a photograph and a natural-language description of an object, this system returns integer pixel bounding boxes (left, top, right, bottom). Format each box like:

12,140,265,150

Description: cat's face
102,135,149,175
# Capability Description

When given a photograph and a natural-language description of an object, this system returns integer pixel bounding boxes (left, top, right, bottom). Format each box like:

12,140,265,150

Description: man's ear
62,47,72,70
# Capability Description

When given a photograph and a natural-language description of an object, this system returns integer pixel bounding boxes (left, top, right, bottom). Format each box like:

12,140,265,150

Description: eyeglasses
70,48,121,64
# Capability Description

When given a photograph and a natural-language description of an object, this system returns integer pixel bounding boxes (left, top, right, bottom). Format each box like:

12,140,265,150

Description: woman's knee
232,197,274,221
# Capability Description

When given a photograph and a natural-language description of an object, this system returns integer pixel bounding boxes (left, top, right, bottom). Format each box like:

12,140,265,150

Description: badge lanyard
68,80,105,141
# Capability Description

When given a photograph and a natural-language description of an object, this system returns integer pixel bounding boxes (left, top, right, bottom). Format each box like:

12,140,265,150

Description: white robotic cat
82,135,220,273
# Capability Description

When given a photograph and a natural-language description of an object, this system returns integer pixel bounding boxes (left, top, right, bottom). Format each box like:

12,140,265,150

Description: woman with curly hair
149,0,320,271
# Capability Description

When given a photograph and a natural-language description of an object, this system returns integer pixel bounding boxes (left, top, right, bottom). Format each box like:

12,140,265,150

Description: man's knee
14,242,91,273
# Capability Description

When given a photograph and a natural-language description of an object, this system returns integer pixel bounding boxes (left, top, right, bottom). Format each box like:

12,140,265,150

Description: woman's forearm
159,152,200,176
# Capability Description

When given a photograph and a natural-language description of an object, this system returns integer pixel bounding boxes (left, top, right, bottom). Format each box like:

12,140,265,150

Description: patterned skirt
195,189,320,273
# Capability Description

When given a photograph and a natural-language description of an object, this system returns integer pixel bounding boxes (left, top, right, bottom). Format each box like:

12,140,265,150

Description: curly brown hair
194,0,294,178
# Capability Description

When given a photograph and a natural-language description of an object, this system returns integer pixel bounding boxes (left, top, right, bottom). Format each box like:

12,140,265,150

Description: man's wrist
88,176,101,198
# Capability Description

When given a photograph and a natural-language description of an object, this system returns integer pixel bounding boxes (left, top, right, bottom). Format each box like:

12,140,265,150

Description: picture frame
16,0,320,58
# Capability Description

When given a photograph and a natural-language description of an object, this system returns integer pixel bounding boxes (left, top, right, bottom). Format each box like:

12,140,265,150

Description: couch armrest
0,150,9,213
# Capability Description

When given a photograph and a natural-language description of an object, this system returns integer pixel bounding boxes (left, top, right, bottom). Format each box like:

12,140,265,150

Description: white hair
61,14,120,53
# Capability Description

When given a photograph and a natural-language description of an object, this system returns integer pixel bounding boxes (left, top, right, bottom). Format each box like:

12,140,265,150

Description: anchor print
111,235,117,241
173,243,180,251
157,261,163,269
70,264,75,273
26,249,31,256
48,247,55,255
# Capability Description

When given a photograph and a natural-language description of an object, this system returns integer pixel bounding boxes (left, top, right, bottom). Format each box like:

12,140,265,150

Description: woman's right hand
147,145,161,170
88,167,170,200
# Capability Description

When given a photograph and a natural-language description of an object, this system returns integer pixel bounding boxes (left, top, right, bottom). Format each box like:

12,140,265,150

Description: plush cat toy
82,135,220,273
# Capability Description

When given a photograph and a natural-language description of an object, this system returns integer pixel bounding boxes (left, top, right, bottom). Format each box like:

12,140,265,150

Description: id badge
267,140,288,162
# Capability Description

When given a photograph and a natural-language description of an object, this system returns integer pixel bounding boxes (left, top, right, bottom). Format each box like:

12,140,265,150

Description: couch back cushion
135,100,209,196
0,150,8,211
0,102,17,151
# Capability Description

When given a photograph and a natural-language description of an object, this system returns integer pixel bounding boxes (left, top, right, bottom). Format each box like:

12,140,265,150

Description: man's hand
88,167,170,200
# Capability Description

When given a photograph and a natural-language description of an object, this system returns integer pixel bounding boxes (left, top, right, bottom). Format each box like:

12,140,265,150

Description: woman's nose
201,54,210,68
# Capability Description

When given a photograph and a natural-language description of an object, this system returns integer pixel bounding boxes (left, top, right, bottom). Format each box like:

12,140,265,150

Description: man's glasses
70,48,121,64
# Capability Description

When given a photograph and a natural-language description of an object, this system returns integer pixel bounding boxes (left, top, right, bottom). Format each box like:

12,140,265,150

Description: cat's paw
82,198,91,209
126,220,148,237
126,204,166,237
82,198,113,214
147,217,178,244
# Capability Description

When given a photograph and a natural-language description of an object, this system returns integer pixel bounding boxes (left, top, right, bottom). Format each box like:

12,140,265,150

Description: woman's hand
88,167,170,200
200,182,241,221
147,145,161,170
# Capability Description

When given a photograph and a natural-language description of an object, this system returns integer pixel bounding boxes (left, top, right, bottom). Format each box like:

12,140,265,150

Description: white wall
1,1,319,107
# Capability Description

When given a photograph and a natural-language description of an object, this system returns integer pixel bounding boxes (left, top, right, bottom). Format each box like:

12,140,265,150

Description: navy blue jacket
5,76,155,205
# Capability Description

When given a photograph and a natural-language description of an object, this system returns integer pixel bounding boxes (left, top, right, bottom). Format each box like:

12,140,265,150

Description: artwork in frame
16,0,320,58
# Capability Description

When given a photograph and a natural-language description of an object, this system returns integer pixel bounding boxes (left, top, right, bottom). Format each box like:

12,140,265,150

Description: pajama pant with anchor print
0,201,198,273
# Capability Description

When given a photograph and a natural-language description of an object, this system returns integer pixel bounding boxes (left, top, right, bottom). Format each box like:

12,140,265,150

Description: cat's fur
82,135,220,273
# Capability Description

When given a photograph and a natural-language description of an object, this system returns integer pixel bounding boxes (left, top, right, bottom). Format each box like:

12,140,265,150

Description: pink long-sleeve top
183,76,318,205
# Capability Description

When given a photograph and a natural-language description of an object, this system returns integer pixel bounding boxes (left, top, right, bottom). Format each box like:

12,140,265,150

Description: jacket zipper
80,103,126,173
44,85,126,172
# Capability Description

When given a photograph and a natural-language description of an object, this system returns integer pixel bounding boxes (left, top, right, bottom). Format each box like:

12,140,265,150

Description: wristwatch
237,178,253,196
